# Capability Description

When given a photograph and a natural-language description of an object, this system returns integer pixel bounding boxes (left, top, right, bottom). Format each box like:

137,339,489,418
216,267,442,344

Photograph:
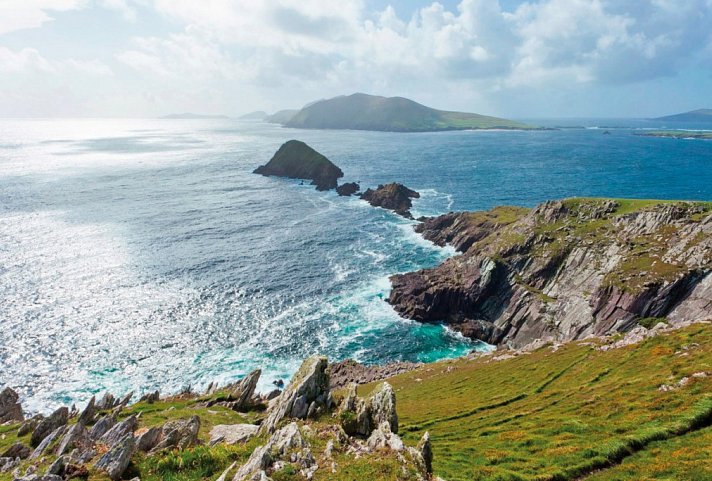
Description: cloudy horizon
1,0,711,119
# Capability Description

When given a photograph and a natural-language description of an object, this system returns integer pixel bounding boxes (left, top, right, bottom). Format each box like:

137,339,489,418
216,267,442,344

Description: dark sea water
1,118,710,412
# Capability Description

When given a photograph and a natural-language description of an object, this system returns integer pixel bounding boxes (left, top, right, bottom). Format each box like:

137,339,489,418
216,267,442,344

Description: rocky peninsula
389,198,712,348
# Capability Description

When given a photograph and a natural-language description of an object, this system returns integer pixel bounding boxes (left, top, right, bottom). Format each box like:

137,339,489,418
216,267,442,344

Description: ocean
1,118,711,412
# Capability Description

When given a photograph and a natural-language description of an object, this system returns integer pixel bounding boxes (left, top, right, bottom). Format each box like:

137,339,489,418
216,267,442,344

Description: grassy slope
359,324,712,481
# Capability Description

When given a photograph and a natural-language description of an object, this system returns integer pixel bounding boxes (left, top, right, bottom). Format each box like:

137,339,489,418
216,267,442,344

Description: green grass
360,324,712,481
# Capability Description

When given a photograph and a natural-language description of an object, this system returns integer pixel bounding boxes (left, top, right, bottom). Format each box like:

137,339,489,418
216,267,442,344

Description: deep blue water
0,118,710,411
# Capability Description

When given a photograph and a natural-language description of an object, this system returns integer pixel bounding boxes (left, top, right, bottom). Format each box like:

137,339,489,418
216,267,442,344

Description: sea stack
254,140,344,191
360,183,420,219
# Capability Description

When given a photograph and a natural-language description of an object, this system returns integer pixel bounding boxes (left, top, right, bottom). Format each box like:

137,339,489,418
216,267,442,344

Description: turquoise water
0,118,710,411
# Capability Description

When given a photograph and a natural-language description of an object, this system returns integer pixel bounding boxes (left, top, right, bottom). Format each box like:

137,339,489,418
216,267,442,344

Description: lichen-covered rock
100,414,137,447
96,393,117,410
0,387,24,423
1,442,31,460
135,426,162,452
17,415,43,437
139,390,160,403
260,356,329,434
338,384,370,436
31,407,68,447
210,424,259,445
254,140,344,191
367,382,398,434
77,396,97,426
56,423,88,455
151,415,200,452
30,426,67,459
417,432,433,474
89,415,115,440
95,434,136,481
361,183,420,219
226,370,261,411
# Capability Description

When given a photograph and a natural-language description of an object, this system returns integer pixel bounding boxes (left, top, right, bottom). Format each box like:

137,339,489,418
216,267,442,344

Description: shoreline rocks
254,140,343,191
361,183,420,219
327,359,422,390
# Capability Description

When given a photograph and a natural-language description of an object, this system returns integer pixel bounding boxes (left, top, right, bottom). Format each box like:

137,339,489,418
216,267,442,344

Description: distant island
654,108,712,122
275,93,532,132
160,113,229,119
238,111,268,120
266,109,300,124
638,130,712,140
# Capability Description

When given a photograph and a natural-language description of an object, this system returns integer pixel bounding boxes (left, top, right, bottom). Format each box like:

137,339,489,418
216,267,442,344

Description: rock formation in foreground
389,198,712,348
254,140,343,191
361,183,421,219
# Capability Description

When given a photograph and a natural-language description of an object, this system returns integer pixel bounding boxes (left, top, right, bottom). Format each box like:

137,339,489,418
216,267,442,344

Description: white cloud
0,46,112,76
0,0,85,35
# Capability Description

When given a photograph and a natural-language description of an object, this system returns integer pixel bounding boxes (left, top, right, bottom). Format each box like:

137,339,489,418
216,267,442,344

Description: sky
0,0,711,118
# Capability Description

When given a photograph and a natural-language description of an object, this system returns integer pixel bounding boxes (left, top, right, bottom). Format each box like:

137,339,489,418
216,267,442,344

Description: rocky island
389,198,712,347
254,140,344,191
638,130,712,140
361,184,421,219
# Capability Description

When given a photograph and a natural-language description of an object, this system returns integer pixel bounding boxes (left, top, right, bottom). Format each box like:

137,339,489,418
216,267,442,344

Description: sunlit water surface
1,118,710,411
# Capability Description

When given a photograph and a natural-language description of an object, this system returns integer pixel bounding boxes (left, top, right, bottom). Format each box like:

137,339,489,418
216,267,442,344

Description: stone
139,391,160,403
17,416,43,437
417,432,433,474
56,423,89,455
95,434,136,481
89,415,115,440
1,442,31,460
96,393,116,410
0,457,20,473
327,359,421,390
225,370,261,411
64,463,90,479
30,407,68,447
118,392,133,407
336,182,360,196
46,455,67,476
100,414,138,447
151,415,200,452
366,421,404,452
260,356,329,434
360,183,420,219
233,423,313,481
77,396,97,426
209,424,258,446
0,387,24,423
135,426,162,452
215,461,237,481
367,382,398,434
30,425,67,459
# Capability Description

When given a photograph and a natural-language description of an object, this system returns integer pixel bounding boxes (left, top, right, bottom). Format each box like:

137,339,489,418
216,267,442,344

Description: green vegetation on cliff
360,323,712,481
283,93,532,132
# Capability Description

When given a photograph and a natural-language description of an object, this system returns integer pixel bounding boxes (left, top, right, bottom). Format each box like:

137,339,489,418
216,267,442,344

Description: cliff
254,140,343,191
283,93,531,132
389,198,712,348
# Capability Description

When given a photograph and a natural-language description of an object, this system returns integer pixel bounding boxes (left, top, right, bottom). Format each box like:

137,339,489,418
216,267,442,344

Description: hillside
283,93,531,132
390,198,712,348
266,109,299,124
654,108,712,122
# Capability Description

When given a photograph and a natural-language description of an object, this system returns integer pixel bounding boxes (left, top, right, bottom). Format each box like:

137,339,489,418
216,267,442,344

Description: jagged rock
367,382,398,434
225,369,261,411
0,387,24,423
264,389,281,401
100,414,137,447
336,182,360,196
64,463,89,479
216,461,237,481
233,423,313,481
95,434,135,481
17,416,43,437
46,455,67,476
77,396,96,426
118,392,133,407
96,393,116,410
366,421,403,452
139,391,160,403
260,356,329,434
56,423,88,455
417,432,433,474
389,199,712,348
13,475,62,481
254,140,344,191
1,442,31,460
338,384,370,436
0,456,20,473
89,415,115,440
30,425,67,459
209,424,258,445
31,407,68,447
135,426,162,452
361,183,420,219
151,415,200,452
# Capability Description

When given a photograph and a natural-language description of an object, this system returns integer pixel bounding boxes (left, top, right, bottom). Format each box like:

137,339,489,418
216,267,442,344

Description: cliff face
389,199,712,348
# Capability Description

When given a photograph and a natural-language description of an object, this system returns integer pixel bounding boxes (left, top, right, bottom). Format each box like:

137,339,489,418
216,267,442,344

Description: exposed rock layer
389,199,712,348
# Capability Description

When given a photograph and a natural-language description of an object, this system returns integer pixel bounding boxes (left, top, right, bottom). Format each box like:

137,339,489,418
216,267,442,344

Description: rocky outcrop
95,434,135,481
389,199,712,348
150,415,201,452
209,424,259,446
327,359,421,390
260,355,330,434
254,140,344,191
30,407,68,447
338,382,398,437
209,369,261,412
0,387,24,423
361,183,420,219
336,182,360,196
